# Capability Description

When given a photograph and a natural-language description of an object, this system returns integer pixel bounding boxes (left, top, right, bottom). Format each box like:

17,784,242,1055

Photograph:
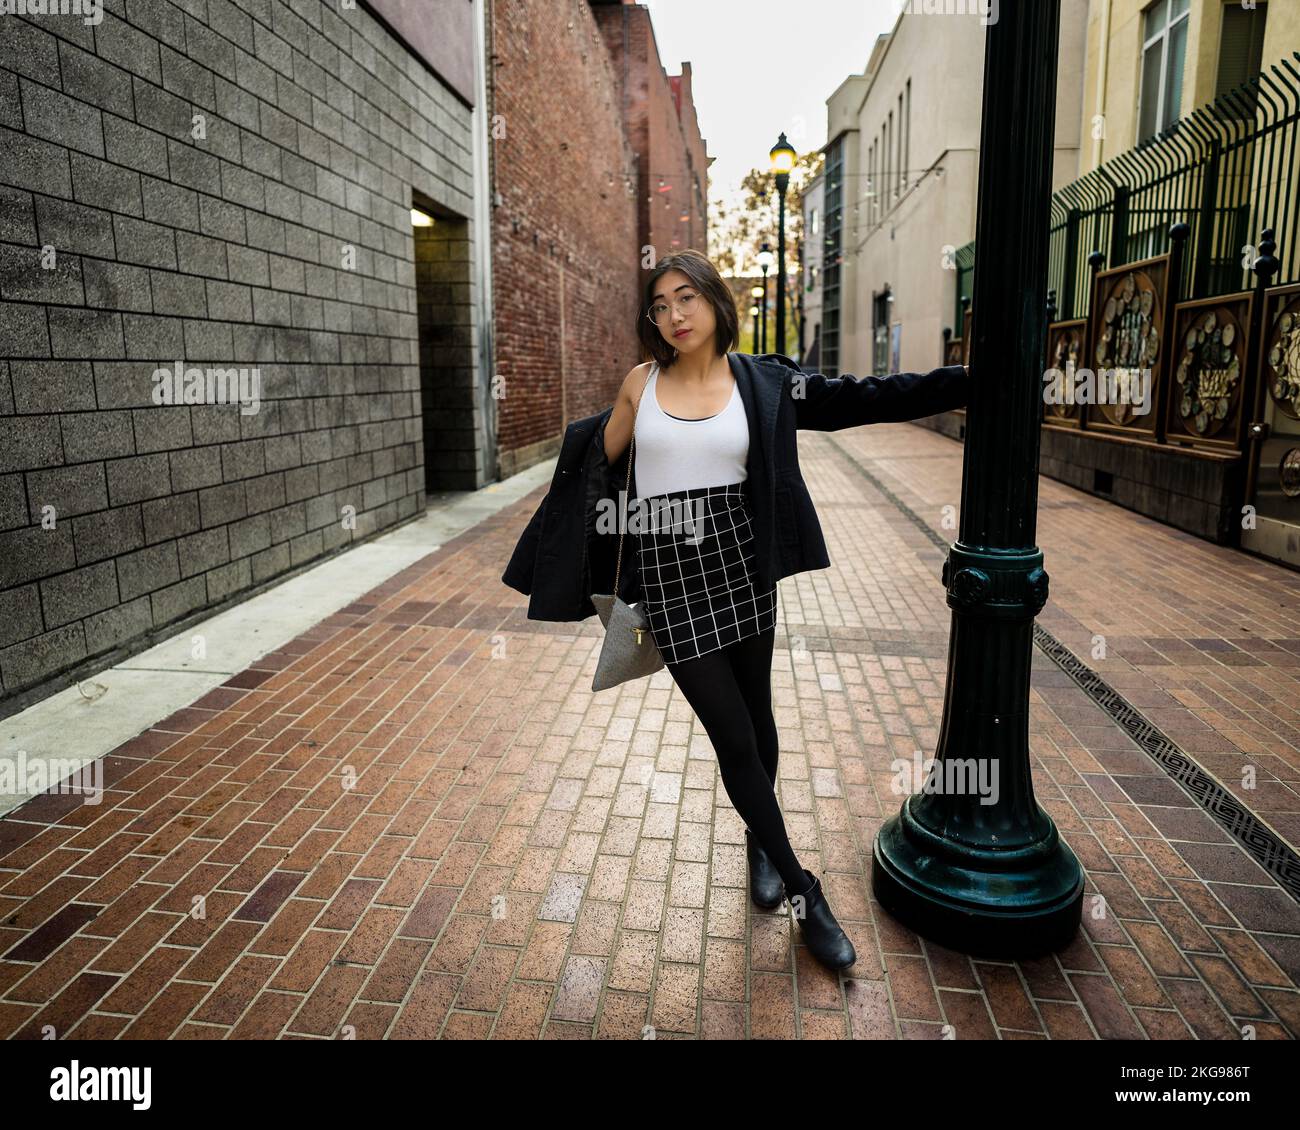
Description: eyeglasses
646,292,699,326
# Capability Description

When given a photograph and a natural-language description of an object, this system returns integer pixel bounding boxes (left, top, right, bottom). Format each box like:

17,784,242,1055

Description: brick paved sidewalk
1,421,1298,1039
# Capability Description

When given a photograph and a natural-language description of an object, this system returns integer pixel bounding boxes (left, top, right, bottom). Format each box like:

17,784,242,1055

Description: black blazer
501,351,969,621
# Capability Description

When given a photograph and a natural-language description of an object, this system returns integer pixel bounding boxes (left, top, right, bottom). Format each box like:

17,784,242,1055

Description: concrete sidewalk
0,421,1297,1039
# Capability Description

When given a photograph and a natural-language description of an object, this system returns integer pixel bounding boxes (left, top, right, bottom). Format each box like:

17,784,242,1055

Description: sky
638,0,905,213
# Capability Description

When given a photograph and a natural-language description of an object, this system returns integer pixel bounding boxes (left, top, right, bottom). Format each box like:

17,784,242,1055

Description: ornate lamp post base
868,543,1085,958
873,800,1084,959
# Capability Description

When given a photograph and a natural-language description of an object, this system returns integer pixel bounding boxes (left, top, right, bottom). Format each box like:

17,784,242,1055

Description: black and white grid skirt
635,481,778,665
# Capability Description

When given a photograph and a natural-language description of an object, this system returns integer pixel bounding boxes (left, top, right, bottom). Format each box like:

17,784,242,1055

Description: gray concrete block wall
0,0,476,703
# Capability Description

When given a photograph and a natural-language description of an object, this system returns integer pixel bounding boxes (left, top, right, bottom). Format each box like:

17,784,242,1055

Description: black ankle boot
784,868,856,971
745,829,784,908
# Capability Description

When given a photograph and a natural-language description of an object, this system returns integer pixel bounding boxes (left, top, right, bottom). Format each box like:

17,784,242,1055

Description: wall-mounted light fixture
411,208,434,227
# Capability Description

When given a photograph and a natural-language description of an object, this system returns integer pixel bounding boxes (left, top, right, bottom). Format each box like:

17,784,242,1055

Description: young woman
602,250,861,969
502,247,969,971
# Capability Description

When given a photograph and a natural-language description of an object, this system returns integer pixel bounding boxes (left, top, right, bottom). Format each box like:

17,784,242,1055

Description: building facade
0,0,708,712
0,0,494,711
1079,0,1296,175
491,0,710,478
922,0,1300,567
816,6,1088,379
593,2,709,262
799,169,824,369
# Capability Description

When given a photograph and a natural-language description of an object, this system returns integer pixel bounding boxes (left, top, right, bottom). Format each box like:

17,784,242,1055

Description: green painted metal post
871,0,1085,958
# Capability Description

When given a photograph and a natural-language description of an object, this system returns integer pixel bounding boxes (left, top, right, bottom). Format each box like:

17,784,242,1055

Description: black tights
664,626,810,896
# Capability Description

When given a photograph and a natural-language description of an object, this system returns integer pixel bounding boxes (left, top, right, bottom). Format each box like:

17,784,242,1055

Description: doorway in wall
411,193,477,492
873,287,892,375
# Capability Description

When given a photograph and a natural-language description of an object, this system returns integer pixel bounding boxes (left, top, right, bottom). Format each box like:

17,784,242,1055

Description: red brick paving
1,422,1298,1039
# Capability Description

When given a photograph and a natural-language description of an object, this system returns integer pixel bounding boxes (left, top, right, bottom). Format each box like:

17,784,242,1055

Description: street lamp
870,0,1083,958
769,133,796,356
756,245,774,354
749,304,760,353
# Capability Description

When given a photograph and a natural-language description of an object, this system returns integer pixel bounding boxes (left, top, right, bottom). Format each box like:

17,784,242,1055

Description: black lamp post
787,229,803,362
770,133,796,356
756,243,773,354
871,0,1083,957
749,301,761,355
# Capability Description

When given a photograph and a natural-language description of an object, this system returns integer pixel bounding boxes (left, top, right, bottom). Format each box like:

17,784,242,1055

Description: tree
708,150,825,355
708,149,825,280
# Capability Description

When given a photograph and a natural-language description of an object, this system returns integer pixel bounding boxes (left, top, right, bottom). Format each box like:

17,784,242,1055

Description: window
903,79,911,191
897,93,904,198
823,139,843,377
869,142,877,224
886,112,893,204
872,289,891,376
1138,0,1189,142
1128,217,1166,265
811,208,819,236
1216,1,1268,113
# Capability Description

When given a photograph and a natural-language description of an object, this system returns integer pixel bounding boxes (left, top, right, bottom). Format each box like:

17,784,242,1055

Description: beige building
814,0,1295,379
815,4,1088,379
1074,1,1298,284
1081,0,1297,173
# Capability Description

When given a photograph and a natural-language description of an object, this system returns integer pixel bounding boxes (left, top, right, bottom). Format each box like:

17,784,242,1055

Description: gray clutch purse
590,593,662,691
591,366,664,692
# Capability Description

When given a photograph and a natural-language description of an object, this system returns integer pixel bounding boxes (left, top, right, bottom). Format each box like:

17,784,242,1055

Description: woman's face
649,269,716,359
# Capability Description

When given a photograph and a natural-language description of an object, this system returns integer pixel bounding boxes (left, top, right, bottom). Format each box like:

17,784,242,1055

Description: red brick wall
593,5,710,265
489,0,643,459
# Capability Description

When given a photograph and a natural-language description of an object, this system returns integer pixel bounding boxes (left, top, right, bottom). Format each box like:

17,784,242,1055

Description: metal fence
956,52,1300,324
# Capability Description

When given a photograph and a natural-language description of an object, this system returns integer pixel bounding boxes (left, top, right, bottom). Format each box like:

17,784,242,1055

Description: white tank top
633,360,748,498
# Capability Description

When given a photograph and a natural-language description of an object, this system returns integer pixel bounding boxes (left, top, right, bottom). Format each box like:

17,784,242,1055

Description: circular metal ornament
950,567,990,608
1280,448,1300,499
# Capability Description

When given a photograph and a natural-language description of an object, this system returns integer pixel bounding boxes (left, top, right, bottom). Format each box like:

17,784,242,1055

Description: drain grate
823,433,1300,904
1033,626,1300,901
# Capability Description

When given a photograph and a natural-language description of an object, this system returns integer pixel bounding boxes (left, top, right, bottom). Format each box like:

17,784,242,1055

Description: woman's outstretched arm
788,360,970,431
603,362,653,464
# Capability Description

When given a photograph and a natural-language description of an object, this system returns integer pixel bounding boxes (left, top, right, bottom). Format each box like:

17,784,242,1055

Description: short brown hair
637,249,739,367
